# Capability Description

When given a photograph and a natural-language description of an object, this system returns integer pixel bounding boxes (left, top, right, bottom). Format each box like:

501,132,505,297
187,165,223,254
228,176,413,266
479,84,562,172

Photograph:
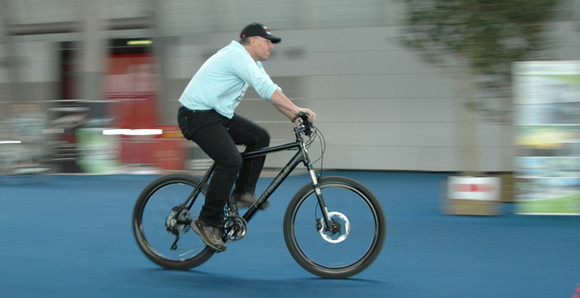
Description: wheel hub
165,207,192,234
318,211,350,243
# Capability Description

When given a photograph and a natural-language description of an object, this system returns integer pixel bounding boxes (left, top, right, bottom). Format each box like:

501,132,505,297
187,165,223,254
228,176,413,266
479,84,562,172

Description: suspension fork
306,166,337,232
301,146,337,233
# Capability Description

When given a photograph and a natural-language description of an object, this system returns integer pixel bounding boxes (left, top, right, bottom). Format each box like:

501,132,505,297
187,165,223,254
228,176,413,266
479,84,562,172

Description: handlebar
293,112,313,136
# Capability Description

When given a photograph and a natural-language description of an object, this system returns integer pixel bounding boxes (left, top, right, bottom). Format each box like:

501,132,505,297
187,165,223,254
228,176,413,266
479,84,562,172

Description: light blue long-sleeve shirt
179,41,280,119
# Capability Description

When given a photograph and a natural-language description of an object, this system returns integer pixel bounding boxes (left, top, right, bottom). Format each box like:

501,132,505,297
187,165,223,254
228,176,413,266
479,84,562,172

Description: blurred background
0,0,579,176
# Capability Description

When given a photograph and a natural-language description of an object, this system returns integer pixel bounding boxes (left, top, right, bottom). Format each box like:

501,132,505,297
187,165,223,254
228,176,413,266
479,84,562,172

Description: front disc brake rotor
319,211,350,243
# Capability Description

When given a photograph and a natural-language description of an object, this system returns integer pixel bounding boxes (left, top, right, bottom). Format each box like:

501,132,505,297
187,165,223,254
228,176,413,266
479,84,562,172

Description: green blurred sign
76,128,118,174
514,61,580,215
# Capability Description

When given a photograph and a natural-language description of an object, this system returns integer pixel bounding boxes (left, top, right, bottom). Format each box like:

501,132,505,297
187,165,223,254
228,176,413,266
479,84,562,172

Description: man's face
250,36,274,61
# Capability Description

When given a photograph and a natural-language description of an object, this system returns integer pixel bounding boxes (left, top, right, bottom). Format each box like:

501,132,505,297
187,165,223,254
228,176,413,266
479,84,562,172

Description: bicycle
132,113,387,279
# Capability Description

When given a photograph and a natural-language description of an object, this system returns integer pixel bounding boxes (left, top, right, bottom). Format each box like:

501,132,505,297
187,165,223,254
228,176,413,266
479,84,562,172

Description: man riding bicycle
177,23,316,252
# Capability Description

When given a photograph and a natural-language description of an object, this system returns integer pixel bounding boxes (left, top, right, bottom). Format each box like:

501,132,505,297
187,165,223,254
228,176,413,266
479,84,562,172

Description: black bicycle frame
183,127,324,224
180,125,337,234
240,141,308,221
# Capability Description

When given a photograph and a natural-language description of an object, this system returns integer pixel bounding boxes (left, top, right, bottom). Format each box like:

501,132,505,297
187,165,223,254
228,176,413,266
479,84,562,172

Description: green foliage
401,0,559,95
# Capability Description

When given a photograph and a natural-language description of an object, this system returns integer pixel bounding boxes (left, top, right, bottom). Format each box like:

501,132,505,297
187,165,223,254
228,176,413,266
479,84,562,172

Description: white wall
1,0,579,172
166,25,576,172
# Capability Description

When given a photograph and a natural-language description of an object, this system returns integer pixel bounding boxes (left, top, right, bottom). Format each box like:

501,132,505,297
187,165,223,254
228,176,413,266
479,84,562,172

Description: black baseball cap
240,23,281,44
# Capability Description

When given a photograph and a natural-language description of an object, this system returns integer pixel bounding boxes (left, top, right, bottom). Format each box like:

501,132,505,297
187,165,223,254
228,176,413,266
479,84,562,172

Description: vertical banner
513,61,580,215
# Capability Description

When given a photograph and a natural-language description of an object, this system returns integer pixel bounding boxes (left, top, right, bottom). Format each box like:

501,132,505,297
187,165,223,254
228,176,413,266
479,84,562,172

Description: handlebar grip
292,112,310,124
292,112,313,136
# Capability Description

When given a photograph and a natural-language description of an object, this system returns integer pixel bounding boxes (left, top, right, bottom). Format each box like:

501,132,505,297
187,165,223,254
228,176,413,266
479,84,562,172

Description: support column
151,0,169,124
0,0,25,105
77,0,108,118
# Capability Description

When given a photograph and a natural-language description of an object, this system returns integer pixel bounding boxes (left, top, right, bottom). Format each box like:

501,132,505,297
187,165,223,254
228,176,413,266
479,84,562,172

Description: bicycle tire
283,176,386,279
132,173,215,270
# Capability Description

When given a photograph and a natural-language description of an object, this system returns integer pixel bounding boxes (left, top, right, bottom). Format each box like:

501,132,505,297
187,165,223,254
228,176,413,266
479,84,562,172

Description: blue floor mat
1,172,579,297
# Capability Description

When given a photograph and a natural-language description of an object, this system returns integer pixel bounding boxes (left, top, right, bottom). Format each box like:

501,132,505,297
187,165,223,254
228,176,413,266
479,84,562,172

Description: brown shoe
190,218,226,252
232,193,269,209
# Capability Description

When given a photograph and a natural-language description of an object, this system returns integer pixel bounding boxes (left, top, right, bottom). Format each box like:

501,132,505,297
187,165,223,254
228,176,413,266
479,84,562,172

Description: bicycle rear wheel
284,176,386,279
132,173,214,270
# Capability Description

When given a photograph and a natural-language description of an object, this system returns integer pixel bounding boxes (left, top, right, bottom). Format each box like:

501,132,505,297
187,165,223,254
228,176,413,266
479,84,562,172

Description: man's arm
269,89,317,123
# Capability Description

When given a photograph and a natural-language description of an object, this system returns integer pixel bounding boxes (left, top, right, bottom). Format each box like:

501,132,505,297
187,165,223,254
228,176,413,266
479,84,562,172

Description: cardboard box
443,198,502,216
443,176,503,216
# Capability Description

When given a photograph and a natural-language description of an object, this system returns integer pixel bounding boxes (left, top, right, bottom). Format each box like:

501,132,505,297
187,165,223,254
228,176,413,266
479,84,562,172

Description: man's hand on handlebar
292,108,316,125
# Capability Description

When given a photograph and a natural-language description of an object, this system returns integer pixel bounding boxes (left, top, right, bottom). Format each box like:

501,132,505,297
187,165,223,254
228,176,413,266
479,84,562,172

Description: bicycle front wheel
132,173,214,270
284,176,386,279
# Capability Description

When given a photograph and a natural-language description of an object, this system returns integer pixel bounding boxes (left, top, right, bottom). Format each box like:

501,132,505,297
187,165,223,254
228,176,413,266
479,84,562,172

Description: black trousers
178,107,270,227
